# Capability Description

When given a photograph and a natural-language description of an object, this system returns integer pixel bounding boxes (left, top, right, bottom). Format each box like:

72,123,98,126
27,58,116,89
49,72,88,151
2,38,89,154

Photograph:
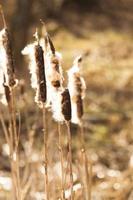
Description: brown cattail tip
61,89,71,121
47,34,55,55
35,44,47,103
2,28,16,87
78,56,82,63
76,95,83,118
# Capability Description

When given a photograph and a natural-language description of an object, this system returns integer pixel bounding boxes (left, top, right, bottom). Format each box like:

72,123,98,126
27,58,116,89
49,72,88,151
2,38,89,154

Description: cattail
0,7,21,200
42,33,64,107
22,30,49,199
0,8,17,104
22,32,46,107
41,24,74,199
0,28,16,87
43,33,71,112
46,53,63,89
68,55,86,124
34,44,47,104
51,88,71,122
69,56,91,200
61,88,71,121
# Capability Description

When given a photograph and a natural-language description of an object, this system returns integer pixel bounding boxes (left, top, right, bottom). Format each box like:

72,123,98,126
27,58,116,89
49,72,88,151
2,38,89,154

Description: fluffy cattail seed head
68,55,86,124
51,88,71,122
22,41,47,107
0,28,16,87
44,39,64,106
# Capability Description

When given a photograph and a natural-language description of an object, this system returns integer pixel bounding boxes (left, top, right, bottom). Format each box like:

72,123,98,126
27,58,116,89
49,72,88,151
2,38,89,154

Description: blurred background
0,0,133,199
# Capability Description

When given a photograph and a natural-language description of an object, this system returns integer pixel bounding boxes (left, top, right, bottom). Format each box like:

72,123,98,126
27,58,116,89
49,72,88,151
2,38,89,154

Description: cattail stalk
88,161,92,200
42,104,49,200
0,7,21,200
68,55,91,200
34,38,48,200
22,31,48,199
11,88,21,200
61,89,73,200
43,29,66,199
58,123,65,199
66,121,73,200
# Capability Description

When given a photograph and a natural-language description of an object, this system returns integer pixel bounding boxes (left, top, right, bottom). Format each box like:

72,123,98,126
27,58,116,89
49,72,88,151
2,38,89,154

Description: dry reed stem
42,104,49,200
64,152,70,187
10,88,21,200
82,150,90,200
0,6,21,199
80,123,91,200
66,121,73,200
58,123,65,199
88,161,92,200
75,159,84,198
21,175,33,200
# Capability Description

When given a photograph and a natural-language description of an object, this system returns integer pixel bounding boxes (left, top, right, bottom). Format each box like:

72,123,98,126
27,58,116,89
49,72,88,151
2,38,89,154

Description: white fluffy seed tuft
67,55,86,124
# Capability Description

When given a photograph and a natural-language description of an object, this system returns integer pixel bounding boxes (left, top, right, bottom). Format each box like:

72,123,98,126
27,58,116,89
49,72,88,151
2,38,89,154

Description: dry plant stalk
68,55,92,200
0,7,21,200
66,121,73,200
67,56,86,125
58,122,65,199
22,30,49,199
43,30,66,199
62,89,73,200
44,27,74,198
34,40,49,200
51,87,73,199
49,69,73,199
